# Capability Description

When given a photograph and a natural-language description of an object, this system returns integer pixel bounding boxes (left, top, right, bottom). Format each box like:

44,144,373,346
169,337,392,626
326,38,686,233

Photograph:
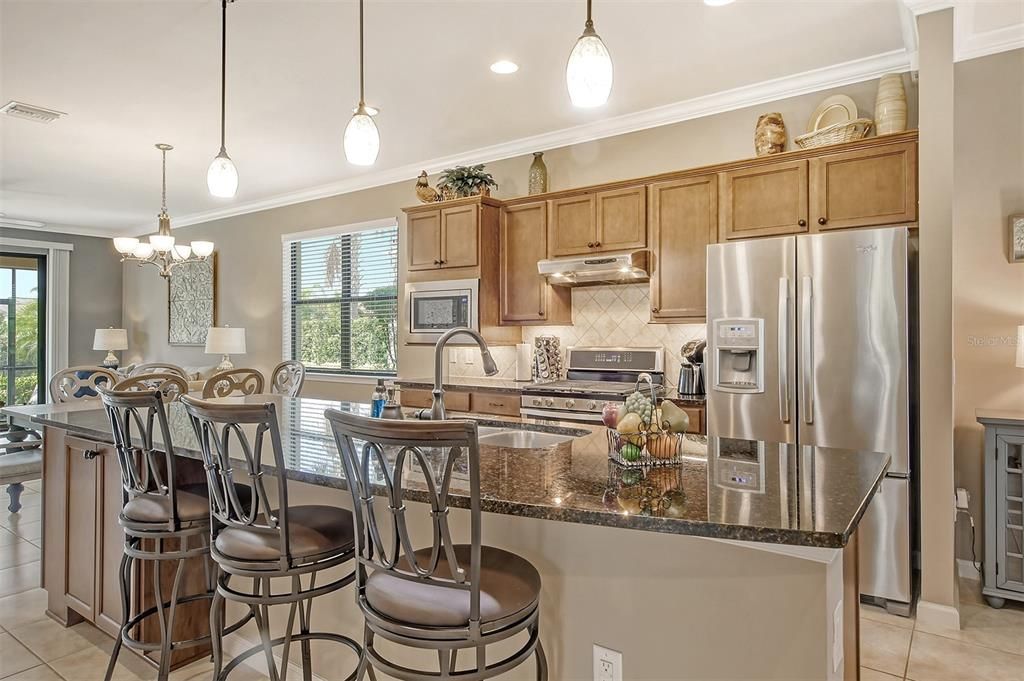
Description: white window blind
282,221,398,376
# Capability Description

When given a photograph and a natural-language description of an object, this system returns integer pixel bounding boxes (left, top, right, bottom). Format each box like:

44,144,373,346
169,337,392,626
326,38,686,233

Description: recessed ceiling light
704,0,735,5
490,60,519,74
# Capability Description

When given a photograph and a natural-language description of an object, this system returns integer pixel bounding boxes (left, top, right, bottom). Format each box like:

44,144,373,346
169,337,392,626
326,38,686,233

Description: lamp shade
205,327,246,355
93,328,128,351
1017,325,1024,369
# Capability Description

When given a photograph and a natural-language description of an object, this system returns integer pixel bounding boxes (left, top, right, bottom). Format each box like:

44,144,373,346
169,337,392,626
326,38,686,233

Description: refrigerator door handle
801,275,814,425
778,277,790,423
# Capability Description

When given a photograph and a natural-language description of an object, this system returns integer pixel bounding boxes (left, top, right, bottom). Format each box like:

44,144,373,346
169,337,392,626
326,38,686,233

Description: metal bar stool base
218,632,363,681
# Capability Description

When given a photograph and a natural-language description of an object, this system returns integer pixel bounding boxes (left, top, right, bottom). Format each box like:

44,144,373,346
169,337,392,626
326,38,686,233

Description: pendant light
207,0,239,197
343,0,380,166
565,0,613,108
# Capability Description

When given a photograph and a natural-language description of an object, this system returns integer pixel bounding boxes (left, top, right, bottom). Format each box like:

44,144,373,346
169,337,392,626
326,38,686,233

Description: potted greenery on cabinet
437,165,497,200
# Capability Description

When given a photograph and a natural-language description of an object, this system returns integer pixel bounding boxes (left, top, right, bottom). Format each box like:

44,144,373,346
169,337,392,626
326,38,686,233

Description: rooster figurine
414,171,440,203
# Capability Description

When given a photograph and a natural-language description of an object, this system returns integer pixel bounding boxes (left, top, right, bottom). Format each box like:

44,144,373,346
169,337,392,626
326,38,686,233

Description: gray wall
122,75,917,402
0,226,124,367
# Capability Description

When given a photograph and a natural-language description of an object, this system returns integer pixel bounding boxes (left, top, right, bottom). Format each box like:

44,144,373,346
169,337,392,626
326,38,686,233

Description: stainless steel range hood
537,251,649,286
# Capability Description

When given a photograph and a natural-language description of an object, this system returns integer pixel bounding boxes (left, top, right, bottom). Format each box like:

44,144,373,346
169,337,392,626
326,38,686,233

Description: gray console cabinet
978,410,1024,608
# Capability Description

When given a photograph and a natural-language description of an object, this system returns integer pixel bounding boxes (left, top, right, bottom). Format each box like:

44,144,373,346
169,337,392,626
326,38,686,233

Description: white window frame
281,217,399,380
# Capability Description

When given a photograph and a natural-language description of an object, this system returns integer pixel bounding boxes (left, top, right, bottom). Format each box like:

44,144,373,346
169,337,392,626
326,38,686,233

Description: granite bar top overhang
4,396,887,549
396,376,707,406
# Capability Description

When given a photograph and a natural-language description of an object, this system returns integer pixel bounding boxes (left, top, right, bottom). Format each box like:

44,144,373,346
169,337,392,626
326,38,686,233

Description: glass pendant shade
132,242,155,259
191,240,215,258
207,151,238,198
344,109,380,166
113,237,139,254
149,233,175,252
172,244,192,260
566,29,613,108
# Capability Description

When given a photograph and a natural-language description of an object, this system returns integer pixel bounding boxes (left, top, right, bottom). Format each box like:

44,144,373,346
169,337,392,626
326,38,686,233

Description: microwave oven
406,278,479,343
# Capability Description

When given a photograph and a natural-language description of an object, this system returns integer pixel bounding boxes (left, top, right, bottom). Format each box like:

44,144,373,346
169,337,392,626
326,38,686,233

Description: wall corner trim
916,599,962,631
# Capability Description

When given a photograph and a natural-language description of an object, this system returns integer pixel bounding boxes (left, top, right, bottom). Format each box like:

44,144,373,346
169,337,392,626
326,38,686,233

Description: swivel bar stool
325,410,547,681
182,395,361,681
99,376,249,681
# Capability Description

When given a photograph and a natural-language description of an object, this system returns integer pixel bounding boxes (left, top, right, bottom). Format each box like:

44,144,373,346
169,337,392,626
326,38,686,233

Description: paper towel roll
515,343,532,381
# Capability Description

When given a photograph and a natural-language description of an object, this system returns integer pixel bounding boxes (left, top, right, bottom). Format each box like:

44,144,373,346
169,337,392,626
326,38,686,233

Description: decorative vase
875,73,907,135
528,152,549,195
754,113,786,156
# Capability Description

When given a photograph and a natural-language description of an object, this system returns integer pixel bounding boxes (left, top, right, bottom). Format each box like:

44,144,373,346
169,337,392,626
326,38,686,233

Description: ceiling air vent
1,101,66,124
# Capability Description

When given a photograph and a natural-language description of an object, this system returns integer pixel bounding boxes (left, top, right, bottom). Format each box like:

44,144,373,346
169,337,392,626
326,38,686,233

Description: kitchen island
5,395,888,680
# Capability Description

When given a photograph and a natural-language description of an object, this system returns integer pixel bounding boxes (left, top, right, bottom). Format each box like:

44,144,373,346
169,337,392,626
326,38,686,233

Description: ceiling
0,1,1019,237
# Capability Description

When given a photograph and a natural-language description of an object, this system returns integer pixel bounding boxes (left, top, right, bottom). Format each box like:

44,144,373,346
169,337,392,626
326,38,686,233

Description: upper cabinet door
809,141,918,231
501,202,549,323
649,175,718,321
548,194,597,257
440,204,479,269
596,186,647,252
720,159,809,240
408,210,441,271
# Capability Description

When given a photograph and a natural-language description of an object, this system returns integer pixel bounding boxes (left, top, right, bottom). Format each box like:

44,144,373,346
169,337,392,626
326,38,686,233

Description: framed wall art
168,254,217,345
1010,214,1024,263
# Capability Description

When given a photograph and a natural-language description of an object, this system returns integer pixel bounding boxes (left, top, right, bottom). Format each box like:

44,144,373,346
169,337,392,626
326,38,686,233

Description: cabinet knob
587,242,594,248
798,219,807,227
652,307,659,313
817,217,827,225
433,260,440,265
440,260,446,265
594,241,601,247
83,449,99,460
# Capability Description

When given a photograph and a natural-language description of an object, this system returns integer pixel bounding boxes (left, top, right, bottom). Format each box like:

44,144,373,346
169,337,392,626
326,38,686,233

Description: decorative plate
807,95,859,133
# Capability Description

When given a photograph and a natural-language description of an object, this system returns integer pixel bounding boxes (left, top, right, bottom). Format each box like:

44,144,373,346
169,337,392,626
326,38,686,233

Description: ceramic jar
528,152,549,195
754,113,786,156
875,74,907,135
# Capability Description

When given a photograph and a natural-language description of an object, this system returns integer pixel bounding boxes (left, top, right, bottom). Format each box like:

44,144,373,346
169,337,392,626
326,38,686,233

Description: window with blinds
282,222,398,376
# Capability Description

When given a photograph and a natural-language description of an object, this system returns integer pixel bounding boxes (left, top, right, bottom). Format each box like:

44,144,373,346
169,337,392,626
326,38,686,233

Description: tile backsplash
450,284,705,387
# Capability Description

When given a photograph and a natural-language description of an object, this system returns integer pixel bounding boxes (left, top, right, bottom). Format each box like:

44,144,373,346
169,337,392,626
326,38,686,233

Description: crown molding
136,48,912,236
900,0,954,16
0,220,120,239
955,6,1024,63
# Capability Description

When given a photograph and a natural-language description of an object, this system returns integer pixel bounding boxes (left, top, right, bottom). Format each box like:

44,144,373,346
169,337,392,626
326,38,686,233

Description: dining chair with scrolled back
201,368,265,399
269,360,305,397
181,395,360,681
128,362,188,379
325,410,547,681
48,366,118,403
113,373,189,402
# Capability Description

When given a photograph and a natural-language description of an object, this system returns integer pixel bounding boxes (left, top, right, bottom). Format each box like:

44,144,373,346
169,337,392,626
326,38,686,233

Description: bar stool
325,411,547,681
181,395,361,681
98,379,249,681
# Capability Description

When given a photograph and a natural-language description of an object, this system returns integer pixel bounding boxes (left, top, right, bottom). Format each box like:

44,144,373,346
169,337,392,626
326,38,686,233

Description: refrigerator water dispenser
712,318,764,394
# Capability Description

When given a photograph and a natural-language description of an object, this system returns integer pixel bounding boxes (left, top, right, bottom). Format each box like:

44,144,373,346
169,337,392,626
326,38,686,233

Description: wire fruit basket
605,373,688,467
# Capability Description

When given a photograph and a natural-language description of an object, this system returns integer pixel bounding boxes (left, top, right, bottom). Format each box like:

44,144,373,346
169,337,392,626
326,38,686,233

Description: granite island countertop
396,376,707,406
4,396,886,549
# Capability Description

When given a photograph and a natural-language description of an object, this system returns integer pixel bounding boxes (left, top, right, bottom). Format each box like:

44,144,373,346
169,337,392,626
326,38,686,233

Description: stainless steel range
520,347,665,423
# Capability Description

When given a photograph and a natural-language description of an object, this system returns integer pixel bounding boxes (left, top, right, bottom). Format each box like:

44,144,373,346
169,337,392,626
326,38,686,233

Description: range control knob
544,398,554,407
532,398,542,406
588,400,598,410
565,399,576,409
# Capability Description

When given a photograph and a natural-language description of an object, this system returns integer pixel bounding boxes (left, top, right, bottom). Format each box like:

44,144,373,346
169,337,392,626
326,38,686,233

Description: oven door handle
519,408,607,423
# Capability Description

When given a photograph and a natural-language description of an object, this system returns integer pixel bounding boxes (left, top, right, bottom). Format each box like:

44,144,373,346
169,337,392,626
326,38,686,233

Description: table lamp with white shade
206,326,246,370
93,328,128,368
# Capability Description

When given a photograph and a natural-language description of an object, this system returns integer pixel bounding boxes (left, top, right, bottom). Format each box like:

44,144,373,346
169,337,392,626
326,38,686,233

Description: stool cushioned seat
122,483,211,524
364,545,541,628
215,505,354,563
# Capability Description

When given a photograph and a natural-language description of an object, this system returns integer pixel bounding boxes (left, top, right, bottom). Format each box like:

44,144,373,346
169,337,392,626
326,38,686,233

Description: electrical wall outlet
464,348,475,365
955,487,970,510
593,644,622,681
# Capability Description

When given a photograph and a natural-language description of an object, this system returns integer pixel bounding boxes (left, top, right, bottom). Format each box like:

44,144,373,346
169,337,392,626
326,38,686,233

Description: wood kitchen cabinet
547,186,647,257
719,159,809,240
406,203,480,271
809,140,917,230
500,201,571,325
648,175,717,322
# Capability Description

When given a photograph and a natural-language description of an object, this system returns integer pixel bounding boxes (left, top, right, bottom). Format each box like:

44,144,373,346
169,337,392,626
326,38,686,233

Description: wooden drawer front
810,141,917,231
720,160,808,240
548,194,597,257
471,391,521,417
681,406,704,435
596,186,647,252
400,388,470,412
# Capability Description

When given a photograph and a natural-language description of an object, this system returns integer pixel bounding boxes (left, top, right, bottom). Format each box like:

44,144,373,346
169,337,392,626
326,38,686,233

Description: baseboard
957,558,982,580
222,632,330,681
915,599,961,630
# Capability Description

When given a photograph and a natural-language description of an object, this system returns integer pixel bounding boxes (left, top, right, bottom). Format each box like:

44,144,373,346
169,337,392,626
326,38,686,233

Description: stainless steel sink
476,426,575,449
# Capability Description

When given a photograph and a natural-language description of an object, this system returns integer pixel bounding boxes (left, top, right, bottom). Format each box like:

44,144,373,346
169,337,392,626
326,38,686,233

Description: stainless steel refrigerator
706,225,916,613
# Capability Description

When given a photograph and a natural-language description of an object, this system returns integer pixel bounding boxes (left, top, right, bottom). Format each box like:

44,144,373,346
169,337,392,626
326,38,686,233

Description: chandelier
113,144,214,278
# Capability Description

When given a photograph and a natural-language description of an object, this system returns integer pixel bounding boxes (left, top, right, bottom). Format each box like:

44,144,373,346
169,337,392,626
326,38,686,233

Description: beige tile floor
1,480,1022,680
